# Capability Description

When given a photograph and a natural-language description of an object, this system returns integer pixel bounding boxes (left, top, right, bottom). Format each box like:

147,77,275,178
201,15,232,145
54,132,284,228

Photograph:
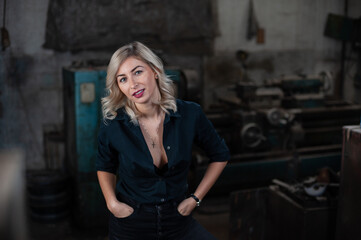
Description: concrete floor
193,196,230,240
28,196,230,240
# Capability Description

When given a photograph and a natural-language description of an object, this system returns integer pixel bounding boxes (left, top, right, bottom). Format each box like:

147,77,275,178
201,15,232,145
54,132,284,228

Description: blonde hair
101,41,177,124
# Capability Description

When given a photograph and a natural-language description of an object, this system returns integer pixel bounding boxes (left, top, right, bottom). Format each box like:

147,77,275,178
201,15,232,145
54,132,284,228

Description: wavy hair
101,41,177,124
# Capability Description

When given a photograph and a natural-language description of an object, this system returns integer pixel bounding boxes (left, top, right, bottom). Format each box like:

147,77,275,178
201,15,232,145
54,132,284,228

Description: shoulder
176,99,202,114
98,119,114,140
99,108,127,133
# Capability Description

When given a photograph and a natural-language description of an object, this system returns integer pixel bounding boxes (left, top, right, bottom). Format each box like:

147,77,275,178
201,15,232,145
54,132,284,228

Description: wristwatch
189,193,202,207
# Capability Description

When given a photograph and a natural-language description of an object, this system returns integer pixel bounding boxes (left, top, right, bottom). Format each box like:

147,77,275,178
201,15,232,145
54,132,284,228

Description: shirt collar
114,108,128,121
114,108,180,126
164,109,180,124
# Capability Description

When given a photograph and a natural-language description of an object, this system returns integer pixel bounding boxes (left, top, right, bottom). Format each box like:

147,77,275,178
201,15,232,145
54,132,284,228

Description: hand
108,199,134,218
177,197,197,216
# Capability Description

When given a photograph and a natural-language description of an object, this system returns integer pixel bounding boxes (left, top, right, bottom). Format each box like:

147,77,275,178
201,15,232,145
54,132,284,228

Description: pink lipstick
133,89,145,98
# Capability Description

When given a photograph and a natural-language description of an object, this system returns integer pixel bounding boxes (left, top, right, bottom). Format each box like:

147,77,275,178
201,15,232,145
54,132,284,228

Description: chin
133,98,149,104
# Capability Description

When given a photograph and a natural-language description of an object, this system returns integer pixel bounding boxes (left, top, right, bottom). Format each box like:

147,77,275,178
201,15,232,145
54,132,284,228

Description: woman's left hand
177,197,197,216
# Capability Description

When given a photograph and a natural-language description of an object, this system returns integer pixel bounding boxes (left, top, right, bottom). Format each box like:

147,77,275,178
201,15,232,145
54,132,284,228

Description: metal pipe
339,0,349,99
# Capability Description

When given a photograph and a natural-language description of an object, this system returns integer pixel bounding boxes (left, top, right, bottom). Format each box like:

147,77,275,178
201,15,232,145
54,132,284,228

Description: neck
136,103,162,119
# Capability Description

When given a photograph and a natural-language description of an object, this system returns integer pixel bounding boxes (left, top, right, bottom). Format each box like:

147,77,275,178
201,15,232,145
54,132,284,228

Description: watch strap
189,193,201,207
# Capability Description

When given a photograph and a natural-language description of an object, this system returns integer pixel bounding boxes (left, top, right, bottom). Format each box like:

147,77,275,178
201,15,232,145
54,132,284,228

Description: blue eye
119,77,126,83
135,70,142,75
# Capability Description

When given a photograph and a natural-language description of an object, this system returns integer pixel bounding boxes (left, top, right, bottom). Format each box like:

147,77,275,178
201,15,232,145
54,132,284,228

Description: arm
97,124,133,217
177,161,228,215
177,103,230,215
97,171,134,218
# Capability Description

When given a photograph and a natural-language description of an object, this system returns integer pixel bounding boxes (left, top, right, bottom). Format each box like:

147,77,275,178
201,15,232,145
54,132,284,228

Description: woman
96,41,229,240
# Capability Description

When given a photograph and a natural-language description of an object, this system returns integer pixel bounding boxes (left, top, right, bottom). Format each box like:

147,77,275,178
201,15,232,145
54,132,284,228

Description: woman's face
116,56,159,106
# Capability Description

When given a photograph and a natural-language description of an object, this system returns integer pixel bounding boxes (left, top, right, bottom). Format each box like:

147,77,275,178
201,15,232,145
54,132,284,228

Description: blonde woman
96,41,229,239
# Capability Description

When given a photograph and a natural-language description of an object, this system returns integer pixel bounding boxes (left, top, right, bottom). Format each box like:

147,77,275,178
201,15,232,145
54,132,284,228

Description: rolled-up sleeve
96,123,118,174
194,105,230,163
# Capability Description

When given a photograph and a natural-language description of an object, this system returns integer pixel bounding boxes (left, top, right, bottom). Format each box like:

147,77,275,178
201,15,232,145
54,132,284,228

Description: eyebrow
116,65,143,78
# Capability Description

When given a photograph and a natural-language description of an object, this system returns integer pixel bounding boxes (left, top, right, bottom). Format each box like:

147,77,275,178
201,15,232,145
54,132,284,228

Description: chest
109,119,195,177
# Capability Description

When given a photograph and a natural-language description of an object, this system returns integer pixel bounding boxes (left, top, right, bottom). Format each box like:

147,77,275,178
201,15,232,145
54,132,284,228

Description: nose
130,77,138,89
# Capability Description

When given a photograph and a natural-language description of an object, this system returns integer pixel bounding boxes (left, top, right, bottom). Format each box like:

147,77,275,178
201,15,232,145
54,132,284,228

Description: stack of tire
27,170,71,222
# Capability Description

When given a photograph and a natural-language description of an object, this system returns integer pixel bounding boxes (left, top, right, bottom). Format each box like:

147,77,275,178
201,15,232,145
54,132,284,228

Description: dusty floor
193,196,230,240
28,195,230,240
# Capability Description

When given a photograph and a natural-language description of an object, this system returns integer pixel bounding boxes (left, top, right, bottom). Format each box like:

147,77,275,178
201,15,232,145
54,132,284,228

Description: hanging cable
2,0,6,27
1,0,10,50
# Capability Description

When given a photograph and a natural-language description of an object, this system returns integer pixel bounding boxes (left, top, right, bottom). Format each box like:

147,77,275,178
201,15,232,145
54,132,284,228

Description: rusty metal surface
63,68,108,228
44,0,215,54
230,186,337,240
336,126,361,239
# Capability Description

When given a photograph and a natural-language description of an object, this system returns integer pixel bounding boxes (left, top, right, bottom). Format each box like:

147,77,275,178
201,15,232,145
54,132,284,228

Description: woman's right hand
108,199,134,218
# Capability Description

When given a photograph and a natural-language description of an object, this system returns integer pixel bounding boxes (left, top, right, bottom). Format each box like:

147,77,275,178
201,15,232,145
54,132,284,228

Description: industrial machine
229,183,338,240
194,74,361,194
217,75,359,152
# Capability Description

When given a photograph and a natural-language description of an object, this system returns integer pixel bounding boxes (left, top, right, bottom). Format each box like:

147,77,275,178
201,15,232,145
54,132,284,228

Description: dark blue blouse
96,100,230,204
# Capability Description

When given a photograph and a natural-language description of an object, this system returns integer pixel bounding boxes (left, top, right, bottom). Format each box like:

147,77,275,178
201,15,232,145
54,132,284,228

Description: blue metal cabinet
63,67,107,228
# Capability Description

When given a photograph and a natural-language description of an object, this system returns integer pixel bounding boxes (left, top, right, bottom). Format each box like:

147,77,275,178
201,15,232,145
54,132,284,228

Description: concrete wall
203,0,361,107
215,0,342,52
0,0,360,169
0,0,112,169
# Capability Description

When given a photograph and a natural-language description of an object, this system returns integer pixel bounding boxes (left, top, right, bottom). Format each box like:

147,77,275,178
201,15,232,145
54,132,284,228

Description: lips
132,89,145,98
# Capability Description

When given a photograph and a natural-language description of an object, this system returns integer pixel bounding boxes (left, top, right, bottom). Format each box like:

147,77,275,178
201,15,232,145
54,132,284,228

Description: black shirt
96,100,229,204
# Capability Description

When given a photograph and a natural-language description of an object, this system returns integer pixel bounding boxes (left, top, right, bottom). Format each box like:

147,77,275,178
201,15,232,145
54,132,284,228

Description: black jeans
108,195,217,240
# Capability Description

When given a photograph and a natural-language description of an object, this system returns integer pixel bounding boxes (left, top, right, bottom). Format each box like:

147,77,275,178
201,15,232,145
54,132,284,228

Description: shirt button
160,198,165,202
167,146,170,150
